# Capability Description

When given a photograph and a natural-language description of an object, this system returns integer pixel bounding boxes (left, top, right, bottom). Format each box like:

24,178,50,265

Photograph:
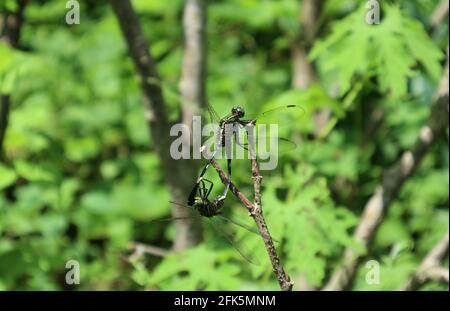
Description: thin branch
201,146,294,291
109,0,202,249
129,242,170,258
324,51,449,291
401,231,449,291
424,266,449,284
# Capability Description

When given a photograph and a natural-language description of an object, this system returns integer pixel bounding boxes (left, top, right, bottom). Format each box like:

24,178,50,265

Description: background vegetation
0,0,448,290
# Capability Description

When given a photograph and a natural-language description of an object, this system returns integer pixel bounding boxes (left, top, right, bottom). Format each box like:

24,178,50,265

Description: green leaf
147,245,242,290
310,4,443,98
245,164,363,287
13,160,57,183
0,164,17,190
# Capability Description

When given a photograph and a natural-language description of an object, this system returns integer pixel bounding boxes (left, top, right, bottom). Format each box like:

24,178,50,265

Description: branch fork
200,146,293,291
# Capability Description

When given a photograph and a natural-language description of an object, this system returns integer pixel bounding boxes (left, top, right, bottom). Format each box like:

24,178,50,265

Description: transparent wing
151,215,202,222
147,78,222,126
227,106,302,155
207,217,260,265
205,101,222,124
218,214,280,243
241,135,297,154
150,201,202,223
245,104,305,125
227,129,297,156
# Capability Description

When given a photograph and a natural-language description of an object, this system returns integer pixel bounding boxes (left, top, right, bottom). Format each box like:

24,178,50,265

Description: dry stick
249,126,294,291
401,232,449,291
324,52,450,291
130,242,170,258
201,146,294,291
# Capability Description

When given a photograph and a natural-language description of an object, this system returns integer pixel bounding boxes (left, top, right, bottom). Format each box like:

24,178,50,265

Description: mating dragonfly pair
168,102,303,264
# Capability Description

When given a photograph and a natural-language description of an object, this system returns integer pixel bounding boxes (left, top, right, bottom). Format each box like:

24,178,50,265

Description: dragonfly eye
236,107,245,118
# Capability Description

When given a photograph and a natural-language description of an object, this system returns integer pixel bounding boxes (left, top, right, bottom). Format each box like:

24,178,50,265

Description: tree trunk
173,0,208,250
291,0,328,136
109,0,203,250
291,0,321,89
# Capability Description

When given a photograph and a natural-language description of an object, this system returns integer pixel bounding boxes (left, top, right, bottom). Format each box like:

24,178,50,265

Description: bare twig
109,0,202,249
201,146,293,291
401,232,449,291
324,51,449,291
425,266,449,284
129,242,170,258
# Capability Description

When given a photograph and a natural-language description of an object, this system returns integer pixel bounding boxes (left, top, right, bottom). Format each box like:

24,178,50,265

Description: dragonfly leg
196,149,217,183
215,127,233,202
233,128,250,151
188,149,218,206
202,178,214,199
187,183,199,206
200,179,207,199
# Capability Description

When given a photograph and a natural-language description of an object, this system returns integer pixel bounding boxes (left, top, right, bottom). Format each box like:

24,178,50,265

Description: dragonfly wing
235,133,297,154
169,200,190,208
150,201,202,222
205,101,221,124
254,135,297,154
151,215,203,222
207,217,260,265
245,104,305,124
218,214,280,243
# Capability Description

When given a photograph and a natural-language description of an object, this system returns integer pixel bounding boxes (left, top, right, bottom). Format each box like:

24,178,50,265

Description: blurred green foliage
0,0,448,290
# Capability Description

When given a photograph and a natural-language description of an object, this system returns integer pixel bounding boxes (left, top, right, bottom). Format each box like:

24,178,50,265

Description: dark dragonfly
168,178,265,265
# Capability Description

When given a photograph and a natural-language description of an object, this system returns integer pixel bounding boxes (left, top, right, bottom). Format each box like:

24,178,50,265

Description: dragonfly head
232,106,245,118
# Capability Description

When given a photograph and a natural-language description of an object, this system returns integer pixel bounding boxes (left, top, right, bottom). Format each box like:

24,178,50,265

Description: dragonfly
190,102,304,205
149,79,303,204
166,178,265,265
